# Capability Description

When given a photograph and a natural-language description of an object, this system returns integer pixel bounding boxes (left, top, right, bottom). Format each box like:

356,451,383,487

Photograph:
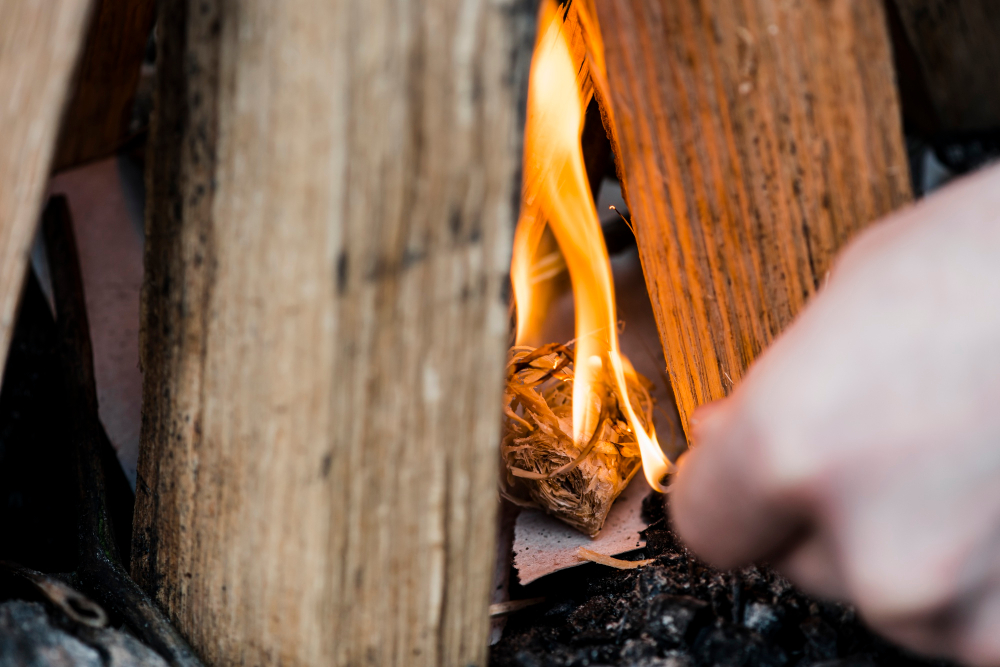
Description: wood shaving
576,547,655,569
500,343,655,537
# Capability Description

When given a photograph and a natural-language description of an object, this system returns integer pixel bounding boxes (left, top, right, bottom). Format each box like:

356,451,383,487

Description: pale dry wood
592,0,912,436
132,1,534,666
892,0,1000,131
0,0,94,383
53,0,157,171
489,597,545,617
576,547,655,569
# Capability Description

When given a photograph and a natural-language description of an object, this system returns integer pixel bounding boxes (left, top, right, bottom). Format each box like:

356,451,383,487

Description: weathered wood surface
53,0,157,171
592,0,912,437
0,0,94,384
891,0,1000,132
132,1,534,665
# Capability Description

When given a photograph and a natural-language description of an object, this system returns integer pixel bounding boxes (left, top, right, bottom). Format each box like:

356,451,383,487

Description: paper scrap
513,476,651,584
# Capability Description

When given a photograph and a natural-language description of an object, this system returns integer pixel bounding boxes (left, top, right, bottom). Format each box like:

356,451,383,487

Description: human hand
670,164,1000,666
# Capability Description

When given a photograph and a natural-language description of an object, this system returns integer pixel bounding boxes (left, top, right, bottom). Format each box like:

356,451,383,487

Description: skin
669,163,1000,666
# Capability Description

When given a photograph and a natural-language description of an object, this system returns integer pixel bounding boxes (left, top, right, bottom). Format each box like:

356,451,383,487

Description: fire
511,0,673,491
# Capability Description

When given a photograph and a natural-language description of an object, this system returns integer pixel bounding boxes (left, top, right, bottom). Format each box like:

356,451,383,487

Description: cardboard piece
513,475,650,585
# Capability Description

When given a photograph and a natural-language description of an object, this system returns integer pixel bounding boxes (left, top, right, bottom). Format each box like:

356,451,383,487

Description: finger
957,585,1000,667
774,530,848,601
669,399,809,570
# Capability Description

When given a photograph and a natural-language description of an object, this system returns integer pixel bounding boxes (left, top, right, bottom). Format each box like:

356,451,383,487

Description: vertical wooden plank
132,0,534,665
891,0,1000,131
0,0,94,384
592,0,912,437
0,0,91,384
53,0,157,171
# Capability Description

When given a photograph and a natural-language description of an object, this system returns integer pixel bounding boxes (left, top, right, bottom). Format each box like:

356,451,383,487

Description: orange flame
512,0,673,491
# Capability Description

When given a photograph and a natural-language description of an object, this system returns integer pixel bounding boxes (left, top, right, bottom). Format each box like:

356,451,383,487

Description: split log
890,0,1000,132
591,0,912,436
132,1,534,666
0,0,94,383
53,0,157,171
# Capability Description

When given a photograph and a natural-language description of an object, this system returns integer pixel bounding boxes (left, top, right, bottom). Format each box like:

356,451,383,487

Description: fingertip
669,398,806,571
668,406,753,569
687,399,730,445
668,442,726,562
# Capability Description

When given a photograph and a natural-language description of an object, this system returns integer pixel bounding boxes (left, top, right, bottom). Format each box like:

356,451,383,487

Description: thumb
669,397,809,570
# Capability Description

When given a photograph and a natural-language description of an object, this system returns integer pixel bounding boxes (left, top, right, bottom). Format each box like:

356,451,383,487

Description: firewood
43,196,201,667
133,1,534,665
500,343,655,537
890,0,1000,131
0,0,93,385
590,0,912,436
53,0,156,171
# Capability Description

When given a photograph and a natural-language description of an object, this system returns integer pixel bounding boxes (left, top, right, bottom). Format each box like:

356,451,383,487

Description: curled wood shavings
576,547,655,569
500,343,655,537
489,597,546,617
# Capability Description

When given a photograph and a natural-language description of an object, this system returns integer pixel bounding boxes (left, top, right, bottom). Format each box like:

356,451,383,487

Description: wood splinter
576,547,656,570
500,342,655,537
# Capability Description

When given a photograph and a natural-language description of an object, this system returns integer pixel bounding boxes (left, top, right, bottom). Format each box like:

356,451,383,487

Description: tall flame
512,0,673,491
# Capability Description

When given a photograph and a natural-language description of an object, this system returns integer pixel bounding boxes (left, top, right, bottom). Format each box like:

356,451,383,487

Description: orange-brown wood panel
592,0,912,437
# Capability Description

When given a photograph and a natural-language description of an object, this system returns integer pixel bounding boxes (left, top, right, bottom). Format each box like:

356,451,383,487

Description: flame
512,0,673,491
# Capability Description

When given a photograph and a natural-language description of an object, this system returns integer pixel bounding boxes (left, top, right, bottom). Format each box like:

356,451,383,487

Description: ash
490,494,953,667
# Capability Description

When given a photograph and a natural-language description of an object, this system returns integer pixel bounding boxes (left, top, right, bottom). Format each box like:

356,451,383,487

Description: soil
490,494,954,667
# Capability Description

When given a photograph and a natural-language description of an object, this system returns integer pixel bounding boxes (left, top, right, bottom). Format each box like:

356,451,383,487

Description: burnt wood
43,196,201,667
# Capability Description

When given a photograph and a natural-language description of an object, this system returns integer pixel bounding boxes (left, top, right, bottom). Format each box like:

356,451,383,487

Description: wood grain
0,0,94,384
892,0,1000,131
592,0,912,437
53,0,156,171
132,0,534,665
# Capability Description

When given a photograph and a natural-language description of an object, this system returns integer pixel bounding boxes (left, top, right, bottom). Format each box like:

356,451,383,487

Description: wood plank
53,0,156,171
131,1,534,665
0,0,95,383
591,0,912,437
891,0,1000,131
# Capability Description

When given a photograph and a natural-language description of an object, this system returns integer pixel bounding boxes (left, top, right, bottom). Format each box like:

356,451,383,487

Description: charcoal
0,601,101,667
800,617,839,662
0,601,167,667
644,595,710,647
637,652,693,667
491,492,957,667
742,602,784,641
691,624,787,667
619,636,659,661
803,659,878,667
